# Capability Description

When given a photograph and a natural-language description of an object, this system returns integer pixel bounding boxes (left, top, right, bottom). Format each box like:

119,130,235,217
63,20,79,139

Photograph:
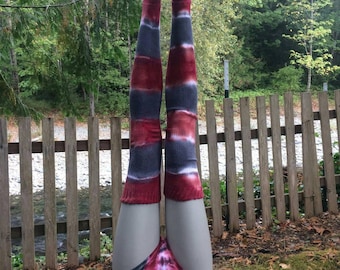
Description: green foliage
0,0,138,117
202,172,272,207
202,180,227,207
97,90,129,117
230,88,276,100
1,0,339,117
229,47,269,91
192,0,240,97
316,149,340,210
319,151,340,176
11,232,113,268
271,65,304,92
11,252,23,269
74,232,113,262
282,0,340,90
216,248,340,269
202,169,304,219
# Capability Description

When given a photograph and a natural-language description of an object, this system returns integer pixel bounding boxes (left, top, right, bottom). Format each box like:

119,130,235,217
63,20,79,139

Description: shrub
271,66,304,92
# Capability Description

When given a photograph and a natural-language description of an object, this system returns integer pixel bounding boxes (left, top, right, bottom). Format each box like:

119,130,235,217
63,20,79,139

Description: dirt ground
211,212,340,269
57,212,340,269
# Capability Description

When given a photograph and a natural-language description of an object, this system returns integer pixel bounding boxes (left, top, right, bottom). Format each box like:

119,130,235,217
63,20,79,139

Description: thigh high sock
164,0,203,201
121,0,163,204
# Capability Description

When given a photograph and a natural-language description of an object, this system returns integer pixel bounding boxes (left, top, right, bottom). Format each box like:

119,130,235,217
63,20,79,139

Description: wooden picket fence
1,91,340,269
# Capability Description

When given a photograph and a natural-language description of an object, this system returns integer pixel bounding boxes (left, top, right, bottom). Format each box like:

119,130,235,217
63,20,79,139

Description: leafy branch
0,0,81,9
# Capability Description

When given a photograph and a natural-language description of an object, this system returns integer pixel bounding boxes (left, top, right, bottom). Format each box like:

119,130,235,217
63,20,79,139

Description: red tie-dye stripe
172,0,191,16
142,0,161,24
166,110,196,141
166,46,196,87
164,172,203,201
131,56,163,91
130,119,161,147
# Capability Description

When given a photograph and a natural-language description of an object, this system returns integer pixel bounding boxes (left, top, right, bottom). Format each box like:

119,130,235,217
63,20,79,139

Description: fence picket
256,96,272,227
42,118,57,269
318,92,338,214
19,117,35,269
223,98,239,232
335,90,340,156
65,118,79,266
0,118,11,270
269,94,286,222
240,97,256,229
284,92,300,221
5,93,340,266
196,120,202,179
206,100,223,237
88,117,101,260
111,117,122,240
301,93,323,217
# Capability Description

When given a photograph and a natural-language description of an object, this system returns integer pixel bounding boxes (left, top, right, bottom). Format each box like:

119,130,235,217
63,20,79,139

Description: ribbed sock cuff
121,176,161,204
164,172,203,201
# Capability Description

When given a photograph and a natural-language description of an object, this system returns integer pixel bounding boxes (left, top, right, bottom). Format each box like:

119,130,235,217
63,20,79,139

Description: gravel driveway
7,117,339,195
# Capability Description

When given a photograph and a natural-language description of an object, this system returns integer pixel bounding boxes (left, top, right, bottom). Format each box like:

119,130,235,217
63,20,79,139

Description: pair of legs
112,0,212,269
112,200,211,269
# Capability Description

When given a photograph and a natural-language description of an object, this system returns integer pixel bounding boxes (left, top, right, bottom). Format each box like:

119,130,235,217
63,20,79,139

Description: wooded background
0,0,339,118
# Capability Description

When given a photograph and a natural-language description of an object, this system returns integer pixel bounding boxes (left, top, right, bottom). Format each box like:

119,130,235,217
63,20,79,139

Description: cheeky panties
132,239,182,270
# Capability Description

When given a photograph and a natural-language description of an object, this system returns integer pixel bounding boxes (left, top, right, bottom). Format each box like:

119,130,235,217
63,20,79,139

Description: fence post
88,117,101,260
269,94,286,223
318,92,338,214
335,90,340,151
42,118,57,269
284,92,300,221
111,117,122,241
0,118,11,270
206,100,223,237
223,98,239,232
301,92,323,217
65,117,79,266
19,117,35,269
240,97,256,229
256,96,272,227
196,120,202,179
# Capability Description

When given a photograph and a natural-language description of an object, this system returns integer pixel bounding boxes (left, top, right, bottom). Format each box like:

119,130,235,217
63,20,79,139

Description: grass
11,232,113,269
12,238,340,269
214,248,340,269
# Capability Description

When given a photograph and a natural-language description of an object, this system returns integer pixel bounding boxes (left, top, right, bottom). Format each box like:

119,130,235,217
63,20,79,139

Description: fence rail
1,91,340,269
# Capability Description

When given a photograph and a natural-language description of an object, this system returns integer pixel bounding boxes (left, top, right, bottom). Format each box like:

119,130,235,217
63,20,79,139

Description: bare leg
112,0,163,268
164,1,213,269
166,199,212,269
112,203,160,269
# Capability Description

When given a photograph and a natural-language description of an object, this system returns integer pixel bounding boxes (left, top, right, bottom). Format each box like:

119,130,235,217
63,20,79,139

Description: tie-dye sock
121,0,163,204
164,0,203,201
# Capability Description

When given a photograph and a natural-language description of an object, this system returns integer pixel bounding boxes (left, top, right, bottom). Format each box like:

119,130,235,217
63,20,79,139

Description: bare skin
112,203,160,270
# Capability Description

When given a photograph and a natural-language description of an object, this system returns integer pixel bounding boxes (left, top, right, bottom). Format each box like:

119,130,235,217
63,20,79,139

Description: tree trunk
84,0,95,116
126,2,132,72
7,0,20,93
306,0,314,92
331,0,339,62
105,0,109,30
89,91,95,117
307,67,312,92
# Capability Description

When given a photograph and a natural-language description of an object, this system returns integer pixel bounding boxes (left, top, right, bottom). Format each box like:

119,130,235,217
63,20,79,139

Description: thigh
165,199,213,270
112,203,160,270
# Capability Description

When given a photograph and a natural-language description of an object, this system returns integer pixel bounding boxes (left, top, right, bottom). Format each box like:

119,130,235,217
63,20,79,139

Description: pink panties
132,239,182,270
